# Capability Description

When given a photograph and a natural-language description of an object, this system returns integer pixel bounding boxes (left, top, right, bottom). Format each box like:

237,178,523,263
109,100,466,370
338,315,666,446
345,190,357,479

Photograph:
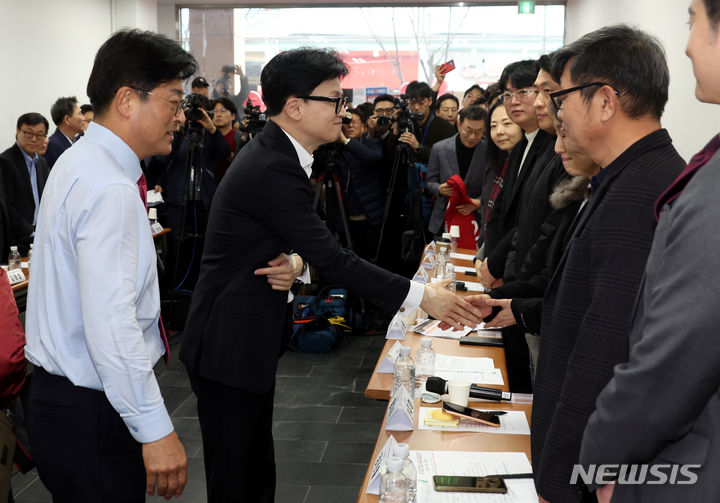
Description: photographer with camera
151,93,230,288
328,107,384,260
213,64,250,118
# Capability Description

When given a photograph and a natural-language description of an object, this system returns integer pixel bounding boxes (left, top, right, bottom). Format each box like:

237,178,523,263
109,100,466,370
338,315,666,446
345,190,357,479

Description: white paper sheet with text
411,450,536,503
418,408,530,435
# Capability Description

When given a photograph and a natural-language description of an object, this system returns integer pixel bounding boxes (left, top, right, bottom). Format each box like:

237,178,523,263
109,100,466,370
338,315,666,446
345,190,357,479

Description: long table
358,248,533,502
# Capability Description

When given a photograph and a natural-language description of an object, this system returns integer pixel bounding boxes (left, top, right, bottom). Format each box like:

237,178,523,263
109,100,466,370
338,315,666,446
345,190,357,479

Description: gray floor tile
321,441,376,464
275,439,327,463
337,406,387,424
274,421,380,444
275,484,310,503
276,462,367,487
274,404,342,422
305,485,360,503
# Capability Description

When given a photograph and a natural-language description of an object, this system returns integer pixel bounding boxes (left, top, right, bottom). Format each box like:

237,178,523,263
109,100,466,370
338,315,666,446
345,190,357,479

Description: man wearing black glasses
181,47,485,503
530,25,686,503
0,113,50,257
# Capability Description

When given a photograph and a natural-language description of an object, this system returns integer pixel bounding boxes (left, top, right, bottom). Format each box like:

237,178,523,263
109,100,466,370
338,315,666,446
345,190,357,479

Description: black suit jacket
0,143,49,245
484,129,555,257
180,120,410,394
44,129,73,168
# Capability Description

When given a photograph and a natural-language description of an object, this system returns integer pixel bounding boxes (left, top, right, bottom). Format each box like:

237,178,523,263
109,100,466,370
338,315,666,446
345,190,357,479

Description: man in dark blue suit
45,96,84,168
180,47,484,503
0,113,50,255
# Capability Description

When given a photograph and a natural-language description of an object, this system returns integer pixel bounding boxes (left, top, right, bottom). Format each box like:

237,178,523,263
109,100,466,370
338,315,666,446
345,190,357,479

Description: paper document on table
414,319,473,340
147,189,164,206
435,369,504,386
452,265,475,274
378,341,403,373
462,281,487,292
435,354,495,372
475,323,502,333
419,408,530,435
411,450,536,502
449,252,476,261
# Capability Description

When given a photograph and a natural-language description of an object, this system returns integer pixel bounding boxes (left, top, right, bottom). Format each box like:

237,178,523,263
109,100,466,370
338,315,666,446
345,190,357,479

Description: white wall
0,0,158,145
565,0,720,161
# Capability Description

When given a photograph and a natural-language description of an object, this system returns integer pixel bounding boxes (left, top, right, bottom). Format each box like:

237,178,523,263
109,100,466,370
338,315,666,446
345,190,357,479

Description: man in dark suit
45,96,84,168
426,104,487,237
477,59,557,392
180,47,484,503
0,113,50,254
579,2,720,501
529,26,685,502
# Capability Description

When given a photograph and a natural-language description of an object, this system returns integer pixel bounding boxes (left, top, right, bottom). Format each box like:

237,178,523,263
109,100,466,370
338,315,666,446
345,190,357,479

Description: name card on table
7,268,26,285
424,241,437,255
421,253,436,270
150,222,164,235
412,266,429,284
366,435,399,494
386,386,415,431
378,341,402,373
386,315,408,340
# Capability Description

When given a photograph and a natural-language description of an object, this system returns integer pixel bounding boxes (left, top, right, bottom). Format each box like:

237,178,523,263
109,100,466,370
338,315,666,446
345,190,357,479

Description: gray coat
425,134,486,234
580,145,720,502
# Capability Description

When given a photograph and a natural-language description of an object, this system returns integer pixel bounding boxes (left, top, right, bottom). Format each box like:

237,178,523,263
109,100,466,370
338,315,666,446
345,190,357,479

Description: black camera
376,115,393,128
221,64,235,74
181,93,213,123
240,100,267,137
394,95,424,134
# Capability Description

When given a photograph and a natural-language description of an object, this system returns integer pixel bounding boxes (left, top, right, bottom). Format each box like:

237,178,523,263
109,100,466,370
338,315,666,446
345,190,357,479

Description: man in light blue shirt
24,30,198,502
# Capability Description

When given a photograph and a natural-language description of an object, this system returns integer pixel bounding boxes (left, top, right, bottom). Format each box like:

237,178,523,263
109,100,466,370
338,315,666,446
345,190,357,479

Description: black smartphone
442,402,501,427
433,475,508,493
459,335,504,347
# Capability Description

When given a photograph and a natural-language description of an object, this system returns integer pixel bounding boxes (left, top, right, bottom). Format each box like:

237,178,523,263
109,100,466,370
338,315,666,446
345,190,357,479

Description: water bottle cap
29,244,33,249
421,337,432,348
393,443,410,458
10,246,17,251
442,233,452,241
399,346,411,356
386,457,404,472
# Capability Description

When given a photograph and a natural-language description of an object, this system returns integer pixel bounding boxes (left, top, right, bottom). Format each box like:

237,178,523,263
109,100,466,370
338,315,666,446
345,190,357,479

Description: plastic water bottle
445,263,456,293
393,443,417,503
380,457,409,503
415,337,436,389
392,346,416,397
27,244,33,270
8,246,21,270
436,247,448,277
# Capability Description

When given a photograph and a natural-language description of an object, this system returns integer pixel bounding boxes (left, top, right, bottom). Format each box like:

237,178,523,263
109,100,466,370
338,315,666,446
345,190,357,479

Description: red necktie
138,173,170,365
655,134,720,220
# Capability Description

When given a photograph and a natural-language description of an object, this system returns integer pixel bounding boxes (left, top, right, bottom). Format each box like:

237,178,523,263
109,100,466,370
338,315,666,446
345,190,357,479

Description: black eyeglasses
297,95,348,114
550,82,619,111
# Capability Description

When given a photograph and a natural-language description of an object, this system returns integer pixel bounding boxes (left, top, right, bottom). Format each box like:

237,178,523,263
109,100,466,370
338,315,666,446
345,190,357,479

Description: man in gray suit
579,1,720,501
426,105,487,237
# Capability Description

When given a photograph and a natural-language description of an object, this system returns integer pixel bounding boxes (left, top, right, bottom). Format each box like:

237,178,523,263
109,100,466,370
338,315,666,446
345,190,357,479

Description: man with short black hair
435,93,460,125
191,76,210,97
180,47,484,502
579,3,720,501
0,113,50,255
25,29,197,502
80,104,94,131
427,104,487,237
212,96,246,181
462,84,484,109
530,25,685,502
46,96,84,167
398,81,456,163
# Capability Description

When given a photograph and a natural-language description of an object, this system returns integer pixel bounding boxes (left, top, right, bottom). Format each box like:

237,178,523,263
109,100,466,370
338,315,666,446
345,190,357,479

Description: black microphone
425,376,512,402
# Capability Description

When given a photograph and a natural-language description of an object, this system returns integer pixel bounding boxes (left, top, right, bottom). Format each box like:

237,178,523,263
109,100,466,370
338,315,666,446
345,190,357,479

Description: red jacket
0,268,25,409
444,174,480,249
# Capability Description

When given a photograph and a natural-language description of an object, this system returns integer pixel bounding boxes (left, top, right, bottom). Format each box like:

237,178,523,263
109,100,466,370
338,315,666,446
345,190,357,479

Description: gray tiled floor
11,332,388,503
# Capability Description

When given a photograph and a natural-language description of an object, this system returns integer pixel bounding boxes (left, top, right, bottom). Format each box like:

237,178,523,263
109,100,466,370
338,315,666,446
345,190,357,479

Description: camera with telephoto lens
181,93,213,123
240,100,267,137
394,94,424,134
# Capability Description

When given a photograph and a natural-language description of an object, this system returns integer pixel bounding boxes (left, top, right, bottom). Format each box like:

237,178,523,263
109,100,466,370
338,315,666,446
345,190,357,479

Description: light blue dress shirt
25,122,172,444
18,147,40,227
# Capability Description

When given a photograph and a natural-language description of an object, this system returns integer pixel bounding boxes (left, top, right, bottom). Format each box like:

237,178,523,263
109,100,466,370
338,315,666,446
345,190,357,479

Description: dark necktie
655,134,720,220
138,173,170,365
